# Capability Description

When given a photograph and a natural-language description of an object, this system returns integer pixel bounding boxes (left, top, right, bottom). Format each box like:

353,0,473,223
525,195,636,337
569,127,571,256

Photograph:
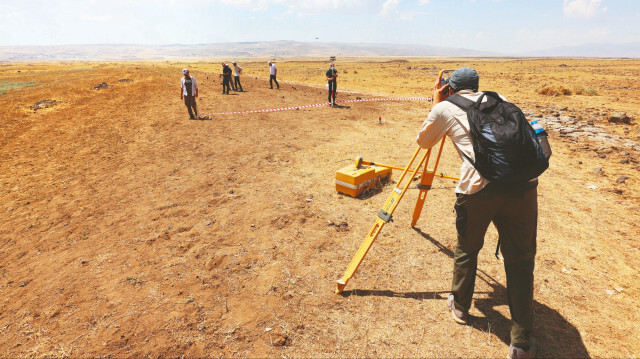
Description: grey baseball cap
450,67,479,92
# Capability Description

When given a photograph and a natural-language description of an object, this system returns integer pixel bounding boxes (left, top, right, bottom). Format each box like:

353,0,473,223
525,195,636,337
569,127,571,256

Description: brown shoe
507,339,537,359
447,294,468,324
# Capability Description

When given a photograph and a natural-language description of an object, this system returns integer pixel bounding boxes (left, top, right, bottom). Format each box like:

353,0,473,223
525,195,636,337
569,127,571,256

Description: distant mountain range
1,40,638,61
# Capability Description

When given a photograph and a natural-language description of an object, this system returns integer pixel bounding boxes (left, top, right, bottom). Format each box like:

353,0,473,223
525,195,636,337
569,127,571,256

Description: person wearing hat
268,61,279,89
180,68,198,119
326,62,338,106
416,67,539,359
232,61,243,92
220,63,232,94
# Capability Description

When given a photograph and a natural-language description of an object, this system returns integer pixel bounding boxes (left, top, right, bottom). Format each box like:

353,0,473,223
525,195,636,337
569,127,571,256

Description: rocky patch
93,82,112,90
28,99,60,112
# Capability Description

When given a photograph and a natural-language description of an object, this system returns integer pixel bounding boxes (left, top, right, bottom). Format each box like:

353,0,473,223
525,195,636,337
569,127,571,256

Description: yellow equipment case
335,164,392,197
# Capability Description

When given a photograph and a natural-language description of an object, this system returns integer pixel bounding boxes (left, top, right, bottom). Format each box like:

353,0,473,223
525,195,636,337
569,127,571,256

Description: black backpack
446,91,549,183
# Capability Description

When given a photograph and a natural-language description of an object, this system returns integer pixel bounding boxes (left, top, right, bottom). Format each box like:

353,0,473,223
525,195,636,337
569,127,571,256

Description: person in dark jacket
326,62,338,105
220,63,232,94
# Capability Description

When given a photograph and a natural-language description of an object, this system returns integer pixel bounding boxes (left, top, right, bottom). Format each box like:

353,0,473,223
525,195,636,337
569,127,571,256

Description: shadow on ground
340,228,590,358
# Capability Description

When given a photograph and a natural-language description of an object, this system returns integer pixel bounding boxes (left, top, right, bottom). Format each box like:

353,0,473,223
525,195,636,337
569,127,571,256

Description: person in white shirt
180,68,198,119
268,61,279,89
232,61,243,92
417,67,538,359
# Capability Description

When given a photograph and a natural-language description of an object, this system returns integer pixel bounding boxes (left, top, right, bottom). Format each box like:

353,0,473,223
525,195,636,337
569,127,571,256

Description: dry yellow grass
0,58,639,357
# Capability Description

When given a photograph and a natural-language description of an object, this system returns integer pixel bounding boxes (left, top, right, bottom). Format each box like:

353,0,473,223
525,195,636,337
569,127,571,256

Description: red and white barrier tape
200,96,432,116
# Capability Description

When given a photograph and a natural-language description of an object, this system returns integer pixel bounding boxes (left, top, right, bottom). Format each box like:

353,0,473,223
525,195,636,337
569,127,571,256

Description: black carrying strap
447,91,504,109
445,94,481,168
445,93,476,110
446,93,503,261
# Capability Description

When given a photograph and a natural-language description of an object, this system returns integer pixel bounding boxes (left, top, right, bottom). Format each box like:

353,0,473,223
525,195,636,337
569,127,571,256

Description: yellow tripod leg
336,146,432,294
411,137,447,227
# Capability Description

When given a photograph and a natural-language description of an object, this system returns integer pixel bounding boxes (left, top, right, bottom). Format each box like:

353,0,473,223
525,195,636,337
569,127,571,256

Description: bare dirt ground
1,58,639,358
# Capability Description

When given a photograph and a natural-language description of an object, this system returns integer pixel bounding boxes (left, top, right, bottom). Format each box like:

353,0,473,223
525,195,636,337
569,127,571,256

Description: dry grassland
1,58,639,357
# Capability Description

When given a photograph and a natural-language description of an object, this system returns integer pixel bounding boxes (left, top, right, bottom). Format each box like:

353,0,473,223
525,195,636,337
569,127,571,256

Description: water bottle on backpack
530,119,552,159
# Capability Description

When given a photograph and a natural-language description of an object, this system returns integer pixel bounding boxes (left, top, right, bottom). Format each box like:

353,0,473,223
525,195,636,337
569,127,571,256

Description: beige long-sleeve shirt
416,90,507,194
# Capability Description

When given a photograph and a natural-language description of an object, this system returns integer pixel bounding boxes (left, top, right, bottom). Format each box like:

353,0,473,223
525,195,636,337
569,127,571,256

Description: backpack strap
445,93,476,110
444,94,480,168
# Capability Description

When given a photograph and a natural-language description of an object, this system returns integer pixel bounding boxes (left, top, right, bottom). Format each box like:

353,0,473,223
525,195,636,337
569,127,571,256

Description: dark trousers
451,181,538,348
183,95,197,118
328,80,337,103
222,76,231,94
270,75,279,89
233,76,243,91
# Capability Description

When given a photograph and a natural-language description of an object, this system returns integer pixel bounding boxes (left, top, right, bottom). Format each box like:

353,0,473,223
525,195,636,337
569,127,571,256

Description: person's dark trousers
451,181,538,348
184,95,198,118
222,76,231,94
328,80,337,103
270,75,279,89
234,76,243,91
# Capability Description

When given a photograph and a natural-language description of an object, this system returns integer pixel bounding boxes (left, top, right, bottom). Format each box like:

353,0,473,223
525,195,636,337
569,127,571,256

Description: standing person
220,62,232,94
232,61,243,92
326,62,338,105
268,61,279,89
416,67,539,359
180,68,198,120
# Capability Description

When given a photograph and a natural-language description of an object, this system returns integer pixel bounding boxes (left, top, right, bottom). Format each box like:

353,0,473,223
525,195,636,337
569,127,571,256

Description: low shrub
537,85,572,96
572,85,598,96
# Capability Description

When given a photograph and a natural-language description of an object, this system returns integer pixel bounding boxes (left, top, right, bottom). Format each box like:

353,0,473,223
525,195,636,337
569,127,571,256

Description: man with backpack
416,67,548,359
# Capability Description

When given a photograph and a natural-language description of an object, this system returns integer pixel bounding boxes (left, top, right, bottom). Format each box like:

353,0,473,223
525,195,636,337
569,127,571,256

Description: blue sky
1,0,638,53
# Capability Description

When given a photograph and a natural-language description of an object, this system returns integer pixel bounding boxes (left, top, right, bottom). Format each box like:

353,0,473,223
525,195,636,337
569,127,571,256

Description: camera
439,69,455,89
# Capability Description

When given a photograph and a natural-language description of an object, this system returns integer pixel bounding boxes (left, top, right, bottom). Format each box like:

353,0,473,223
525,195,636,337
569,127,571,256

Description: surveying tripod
335,138,459,294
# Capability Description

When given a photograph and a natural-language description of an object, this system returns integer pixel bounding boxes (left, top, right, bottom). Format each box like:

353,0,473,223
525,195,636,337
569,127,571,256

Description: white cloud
218,0,378,14
216,0,425,18
379,0,424,20
218,0,271,11
563,0,607,19
80,15,112,23
380,0,401,17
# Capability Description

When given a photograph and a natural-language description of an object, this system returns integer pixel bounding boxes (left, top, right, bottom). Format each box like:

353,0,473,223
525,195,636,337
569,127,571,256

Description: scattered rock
592,167,603,174
616,176,629,184
118,79,132,82
93,83,111,90
608,113,633,125
270,332,289,346
28,99,59,111
328,221,349,232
